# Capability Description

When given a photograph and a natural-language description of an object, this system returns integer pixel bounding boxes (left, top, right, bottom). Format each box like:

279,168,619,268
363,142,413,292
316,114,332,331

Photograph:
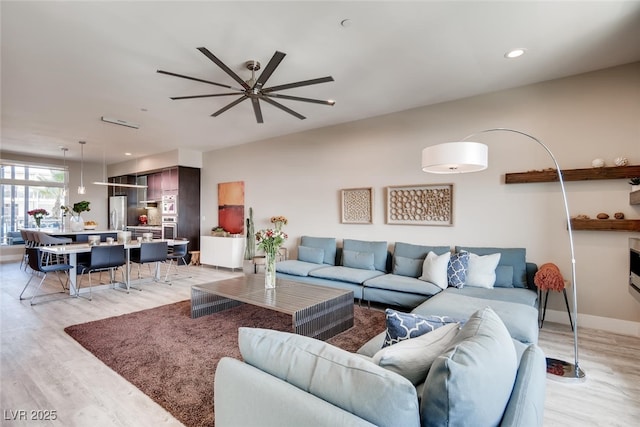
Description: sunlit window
0,161,67,244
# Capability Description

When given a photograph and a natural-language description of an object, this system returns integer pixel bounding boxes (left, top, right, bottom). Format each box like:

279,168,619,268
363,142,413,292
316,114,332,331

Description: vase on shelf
70,215,84,232
264,251,277,289
34,218,41,229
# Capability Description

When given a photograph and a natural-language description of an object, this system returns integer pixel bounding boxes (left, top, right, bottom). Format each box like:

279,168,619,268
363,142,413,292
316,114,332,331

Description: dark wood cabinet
110,166,201,250
176,166,201,251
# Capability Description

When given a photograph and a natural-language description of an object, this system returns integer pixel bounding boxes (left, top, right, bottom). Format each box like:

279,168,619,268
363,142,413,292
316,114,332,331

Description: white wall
202,63,640,333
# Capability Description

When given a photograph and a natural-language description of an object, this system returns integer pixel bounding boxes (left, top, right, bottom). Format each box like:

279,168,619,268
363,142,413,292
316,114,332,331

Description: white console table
200,236,245,270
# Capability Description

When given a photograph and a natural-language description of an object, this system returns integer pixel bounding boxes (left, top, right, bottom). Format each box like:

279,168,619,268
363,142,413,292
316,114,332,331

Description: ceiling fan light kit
157,48,335,123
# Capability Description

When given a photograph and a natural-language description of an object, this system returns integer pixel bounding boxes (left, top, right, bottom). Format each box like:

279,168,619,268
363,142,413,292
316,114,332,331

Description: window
1,160,67,244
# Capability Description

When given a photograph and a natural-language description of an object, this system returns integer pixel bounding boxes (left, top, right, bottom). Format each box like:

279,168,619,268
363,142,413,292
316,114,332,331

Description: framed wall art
341,187,373,224
385,184,453,226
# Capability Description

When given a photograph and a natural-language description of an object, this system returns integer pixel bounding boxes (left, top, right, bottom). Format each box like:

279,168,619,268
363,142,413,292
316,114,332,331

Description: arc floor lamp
422,127,585,382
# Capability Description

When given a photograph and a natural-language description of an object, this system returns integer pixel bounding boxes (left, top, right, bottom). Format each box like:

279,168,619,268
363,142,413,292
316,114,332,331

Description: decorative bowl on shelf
84,221,98,230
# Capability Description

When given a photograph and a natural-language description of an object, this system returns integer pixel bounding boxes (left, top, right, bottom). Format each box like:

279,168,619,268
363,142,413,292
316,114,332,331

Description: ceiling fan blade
197,47,251,90
211,95,249,117
251,98,264,124
171,93,244,100
253,51,286,91
157,70,236,90
262,76,334,93
260,97,306,120
264,93,335,106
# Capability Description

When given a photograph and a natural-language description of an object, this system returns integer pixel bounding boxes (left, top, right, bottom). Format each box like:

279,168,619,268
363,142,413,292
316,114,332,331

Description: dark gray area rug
65,301,386,427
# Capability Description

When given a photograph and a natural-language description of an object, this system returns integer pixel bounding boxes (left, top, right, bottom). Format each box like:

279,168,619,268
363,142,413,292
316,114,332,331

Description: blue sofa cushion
495,265,514,287
238,327,420,427
394,242,451,260
447,251,469,288
446,286,538,307
301,236,337,265
310,266,384,284
298,245,325,264
420,307,518,427
343,239,388,272
412,290,539,344
456,246,527,288
363,274,442,297
343,250,375,270
501,343,546,426
383,309,462,348
392,242,450,277
276,260,327,277
393,256,423,278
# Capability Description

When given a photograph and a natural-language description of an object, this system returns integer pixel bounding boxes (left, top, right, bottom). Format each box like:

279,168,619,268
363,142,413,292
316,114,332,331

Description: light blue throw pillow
301,236,337,265
383,309,462,348
343,239,388,272
495,265,515,288
447,251,468,288
297,245,324,264
342,250,375,270
420,307,518,427
393,255,424,278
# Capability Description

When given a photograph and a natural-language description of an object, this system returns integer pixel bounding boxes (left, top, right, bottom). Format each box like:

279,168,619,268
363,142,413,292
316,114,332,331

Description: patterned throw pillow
447,251,469,288
383,309,463,348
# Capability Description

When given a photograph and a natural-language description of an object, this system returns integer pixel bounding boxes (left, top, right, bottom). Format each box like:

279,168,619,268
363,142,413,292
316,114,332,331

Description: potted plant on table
630,177,640,192
255,216,288,289
62,200,91,231
28,208,49,229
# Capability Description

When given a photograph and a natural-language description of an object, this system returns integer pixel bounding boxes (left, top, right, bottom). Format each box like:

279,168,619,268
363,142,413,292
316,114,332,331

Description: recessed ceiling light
340,19,352,28
504,48,526,59
124,152,132,156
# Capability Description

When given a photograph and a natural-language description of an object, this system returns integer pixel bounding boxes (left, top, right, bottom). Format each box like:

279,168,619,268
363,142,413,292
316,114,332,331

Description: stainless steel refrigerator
109,196,127,230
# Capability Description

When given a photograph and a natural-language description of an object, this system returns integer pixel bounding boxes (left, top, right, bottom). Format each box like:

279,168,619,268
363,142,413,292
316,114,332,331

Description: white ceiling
2,1,639,164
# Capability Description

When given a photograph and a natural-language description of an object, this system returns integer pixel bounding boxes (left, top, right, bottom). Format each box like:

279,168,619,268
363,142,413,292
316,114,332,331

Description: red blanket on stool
534,263,565,292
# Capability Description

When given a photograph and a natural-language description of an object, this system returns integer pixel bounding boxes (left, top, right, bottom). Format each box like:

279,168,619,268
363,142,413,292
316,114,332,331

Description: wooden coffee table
190,274,354,340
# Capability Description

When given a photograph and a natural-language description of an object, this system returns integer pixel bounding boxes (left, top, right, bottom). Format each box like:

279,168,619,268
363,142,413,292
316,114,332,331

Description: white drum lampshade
421,142,488,173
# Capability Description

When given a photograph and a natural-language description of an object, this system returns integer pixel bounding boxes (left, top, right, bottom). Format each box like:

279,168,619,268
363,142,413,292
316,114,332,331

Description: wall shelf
571,218,640,232
505,164,640,184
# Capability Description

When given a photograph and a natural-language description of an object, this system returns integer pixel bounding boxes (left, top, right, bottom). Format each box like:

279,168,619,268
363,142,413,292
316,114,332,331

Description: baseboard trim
543,308,640,337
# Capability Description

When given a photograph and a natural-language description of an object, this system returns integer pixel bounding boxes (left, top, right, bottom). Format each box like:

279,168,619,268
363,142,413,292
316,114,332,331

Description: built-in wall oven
630,238,640,297
162,194,178,215
162,216,178,240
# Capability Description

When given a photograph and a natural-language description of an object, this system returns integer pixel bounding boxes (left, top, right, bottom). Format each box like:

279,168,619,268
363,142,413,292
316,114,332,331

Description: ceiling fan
157,47,335,124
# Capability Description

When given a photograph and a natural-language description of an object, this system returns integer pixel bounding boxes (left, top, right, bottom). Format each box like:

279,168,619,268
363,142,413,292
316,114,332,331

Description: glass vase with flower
255,216,288,289
61,200,91,232
28,208,49,229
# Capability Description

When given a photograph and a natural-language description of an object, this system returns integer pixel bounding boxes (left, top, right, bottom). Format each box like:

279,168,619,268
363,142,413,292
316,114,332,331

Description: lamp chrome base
546,357,586,383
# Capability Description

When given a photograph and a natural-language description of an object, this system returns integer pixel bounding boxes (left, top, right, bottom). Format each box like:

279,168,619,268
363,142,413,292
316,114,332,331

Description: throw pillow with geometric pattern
447,251,469,288
383,309,463,348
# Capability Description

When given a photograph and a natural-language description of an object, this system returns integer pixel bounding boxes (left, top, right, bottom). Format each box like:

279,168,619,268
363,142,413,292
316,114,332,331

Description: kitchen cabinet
110,166,200,249
200,236,245,270
127,226,162,239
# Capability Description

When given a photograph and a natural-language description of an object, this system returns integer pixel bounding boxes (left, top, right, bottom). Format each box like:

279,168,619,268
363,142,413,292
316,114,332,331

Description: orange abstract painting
218,181,244,234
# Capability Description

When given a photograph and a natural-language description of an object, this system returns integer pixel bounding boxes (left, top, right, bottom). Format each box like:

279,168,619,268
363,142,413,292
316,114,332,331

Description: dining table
39,239,187,296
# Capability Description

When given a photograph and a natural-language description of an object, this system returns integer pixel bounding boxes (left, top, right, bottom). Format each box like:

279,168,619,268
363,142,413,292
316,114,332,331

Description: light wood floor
1,260,639,426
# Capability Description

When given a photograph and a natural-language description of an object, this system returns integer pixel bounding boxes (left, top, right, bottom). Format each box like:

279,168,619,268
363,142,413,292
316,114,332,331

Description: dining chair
77,244,126,300
129,241,169,283
19,247,73,305
164,240,189,281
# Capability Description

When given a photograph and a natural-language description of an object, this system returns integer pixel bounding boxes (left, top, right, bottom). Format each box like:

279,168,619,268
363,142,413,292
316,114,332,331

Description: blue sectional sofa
276,236,539,310
215,236,545,426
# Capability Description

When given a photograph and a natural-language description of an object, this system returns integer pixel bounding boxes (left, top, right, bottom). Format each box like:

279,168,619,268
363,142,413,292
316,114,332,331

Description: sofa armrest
215,357,376,427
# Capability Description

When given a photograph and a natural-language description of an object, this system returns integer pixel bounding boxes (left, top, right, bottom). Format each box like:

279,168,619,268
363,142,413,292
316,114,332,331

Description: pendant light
92,149,148,189
77,141,86,194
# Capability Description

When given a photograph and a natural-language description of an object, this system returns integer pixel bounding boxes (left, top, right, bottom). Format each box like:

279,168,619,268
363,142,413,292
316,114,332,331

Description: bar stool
534,262,573,330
